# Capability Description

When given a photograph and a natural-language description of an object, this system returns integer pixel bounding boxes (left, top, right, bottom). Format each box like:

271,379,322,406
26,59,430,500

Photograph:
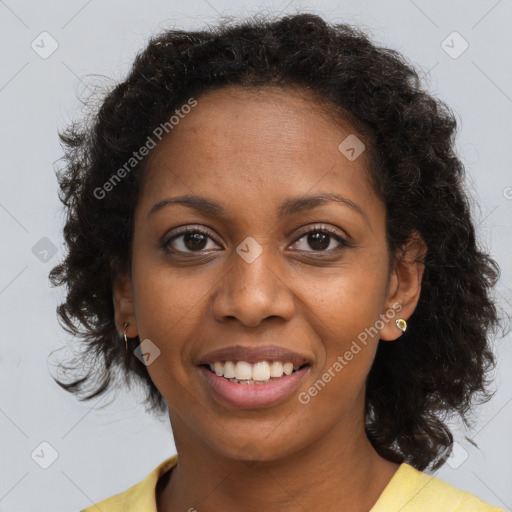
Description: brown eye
181,232,208,251
161,227,219,253
306,231,330,251
290,225,350,253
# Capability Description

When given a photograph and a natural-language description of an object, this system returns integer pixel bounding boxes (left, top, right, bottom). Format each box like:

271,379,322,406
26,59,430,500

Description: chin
204,422,309,465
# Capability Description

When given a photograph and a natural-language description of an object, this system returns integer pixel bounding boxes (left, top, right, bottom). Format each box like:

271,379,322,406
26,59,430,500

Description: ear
379,231,427,341
112,272,138,338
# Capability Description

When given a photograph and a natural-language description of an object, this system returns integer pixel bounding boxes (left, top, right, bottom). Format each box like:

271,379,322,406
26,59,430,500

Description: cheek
306,253,388,389
129,262,193,381
302,290,382,419
310,256,389,339
130,233,212,341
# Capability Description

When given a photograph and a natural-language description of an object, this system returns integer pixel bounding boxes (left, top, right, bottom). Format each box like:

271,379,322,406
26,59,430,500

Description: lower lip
199,365,310,409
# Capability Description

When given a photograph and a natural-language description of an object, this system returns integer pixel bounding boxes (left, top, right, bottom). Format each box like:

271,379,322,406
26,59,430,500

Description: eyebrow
147,192,368,224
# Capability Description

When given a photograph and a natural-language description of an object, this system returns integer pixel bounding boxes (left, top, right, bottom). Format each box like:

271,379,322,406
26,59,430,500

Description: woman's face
117,85,413,461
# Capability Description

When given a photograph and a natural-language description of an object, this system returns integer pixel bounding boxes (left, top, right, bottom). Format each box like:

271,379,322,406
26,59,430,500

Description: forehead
138,85,378,220
161,85,356,148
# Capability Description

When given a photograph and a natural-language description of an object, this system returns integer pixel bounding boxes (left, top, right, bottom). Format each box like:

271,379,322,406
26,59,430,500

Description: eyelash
161,224,351,255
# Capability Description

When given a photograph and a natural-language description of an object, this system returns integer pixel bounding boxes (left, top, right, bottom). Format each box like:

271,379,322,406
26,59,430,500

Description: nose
210,238,295,328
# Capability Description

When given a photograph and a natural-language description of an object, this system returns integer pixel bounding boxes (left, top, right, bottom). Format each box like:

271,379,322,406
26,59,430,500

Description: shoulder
371,463,505,512
79,455,178,512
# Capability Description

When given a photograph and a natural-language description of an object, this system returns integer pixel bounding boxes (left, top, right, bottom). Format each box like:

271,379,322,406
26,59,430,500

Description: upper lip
196,344,312,367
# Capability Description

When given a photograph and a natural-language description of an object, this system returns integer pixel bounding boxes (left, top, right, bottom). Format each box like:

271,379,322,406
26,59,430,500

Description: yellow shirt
80,455,505,511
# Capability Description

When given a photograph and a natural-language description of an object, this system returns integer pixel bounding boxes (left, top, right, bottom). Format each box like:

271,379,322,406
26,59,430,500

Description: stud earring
395,318,407,333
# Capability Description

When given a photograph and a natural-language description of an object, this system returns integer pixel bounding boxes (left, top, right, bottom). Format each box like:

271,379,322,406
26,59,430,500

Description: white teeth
269,361,283,377
206,360,303,382
235,361,252,380
252,361,271,381
223,361,236,379
283,362,294,375
214,361,224,376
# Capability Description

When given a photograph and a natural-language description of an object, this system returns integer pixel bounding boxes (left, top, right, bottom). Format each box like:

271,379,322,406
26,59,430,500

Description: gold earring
395,318,407,333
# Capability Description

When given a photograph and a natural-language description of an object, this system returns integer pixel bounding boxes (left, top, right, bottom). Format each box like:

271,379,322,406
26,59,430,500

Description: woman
49,12,505,511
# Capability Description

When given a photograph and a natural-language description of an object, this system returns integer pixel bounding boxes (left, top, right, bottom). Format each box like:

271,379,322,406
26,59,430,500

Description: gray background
1,0,511,510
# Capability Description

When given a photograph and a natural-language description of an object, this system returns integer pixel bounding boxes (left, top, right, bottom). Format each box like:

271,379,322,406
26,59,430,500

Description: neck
157,415,400,512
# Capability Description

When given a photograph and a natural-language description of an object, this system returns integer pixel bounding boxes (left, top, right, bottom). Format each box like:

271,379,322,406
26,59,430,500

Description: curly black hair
49,12,504,472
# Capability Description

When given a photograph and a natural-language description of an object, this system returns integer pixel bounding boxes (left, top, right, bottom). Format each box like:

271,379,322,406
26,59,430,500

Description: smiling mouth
200,360,310,385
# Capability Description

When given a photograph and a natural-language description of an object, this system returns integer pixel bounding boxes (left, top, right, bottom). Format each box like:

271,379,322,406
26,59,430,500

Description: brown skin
113,85,426,511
